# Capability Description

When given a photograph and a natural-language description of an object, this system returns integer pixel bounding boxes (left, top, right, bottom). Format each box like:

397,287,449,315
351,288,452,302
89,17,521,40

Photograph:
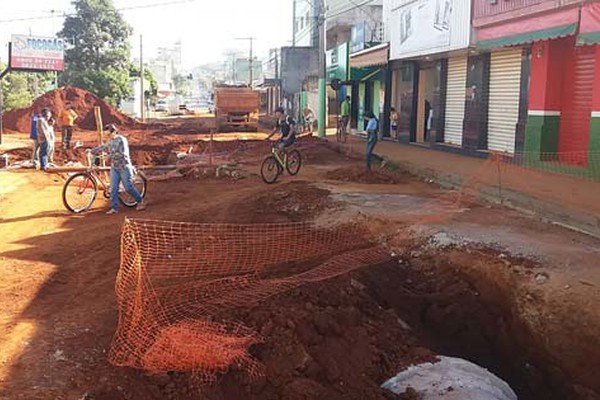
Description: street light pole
317,0,326,138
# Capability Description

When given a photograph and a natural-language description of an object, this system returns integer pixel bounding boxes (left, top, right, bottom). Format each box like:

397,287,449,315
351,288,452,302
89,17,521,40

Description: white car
155,100,168,112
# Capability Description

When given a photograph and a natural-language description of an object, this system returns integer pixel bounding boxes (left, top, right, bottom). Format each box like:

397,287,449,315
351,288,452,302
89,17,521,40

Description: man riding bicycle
267,106,297,151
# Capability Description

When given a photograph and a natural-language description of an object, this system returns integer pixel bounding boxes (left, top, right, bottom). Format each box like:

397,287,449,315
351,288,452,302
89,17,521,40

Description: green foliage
58,0,133,105
0,63,55,110
129,64,158,97
173,73,193,96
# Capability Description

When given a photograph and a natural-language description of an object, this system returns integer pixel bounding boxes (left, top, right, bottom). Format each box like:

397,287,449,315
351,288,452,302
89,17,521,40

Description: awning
477,7,579,49
578,3,600,45
350,43,389,68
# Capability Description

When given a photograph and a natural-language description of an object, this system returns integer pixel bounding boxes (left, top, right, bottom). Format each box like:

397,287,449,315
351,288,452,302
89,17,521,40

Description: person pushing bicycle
88,124,146,214
266,106,297,151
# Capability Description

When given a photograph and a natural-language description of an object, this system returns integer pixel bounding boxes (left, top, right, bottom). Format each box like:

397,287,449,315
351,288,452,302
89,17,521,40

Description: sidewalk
326,134,600,237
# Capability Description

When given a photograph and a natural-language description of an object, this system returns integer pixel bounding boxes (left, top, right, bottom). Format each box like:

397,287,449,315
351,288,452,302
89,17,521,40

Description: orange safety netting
109,218,392,381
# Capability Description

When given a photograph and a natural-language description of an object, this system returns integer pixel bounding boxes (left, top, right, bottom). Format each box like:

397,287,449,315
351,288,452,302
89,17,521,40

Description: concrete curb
381,154,600,239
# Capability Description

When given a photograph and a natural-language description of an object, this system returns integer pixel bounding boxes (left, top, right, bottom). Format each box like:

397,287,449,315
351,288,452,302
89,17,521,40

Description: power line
0,0,200,24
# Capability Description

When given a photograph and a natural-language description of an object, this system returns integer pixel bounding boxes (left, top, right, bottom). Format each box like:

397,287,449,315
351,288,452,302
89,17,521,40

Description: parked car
155,100,168,112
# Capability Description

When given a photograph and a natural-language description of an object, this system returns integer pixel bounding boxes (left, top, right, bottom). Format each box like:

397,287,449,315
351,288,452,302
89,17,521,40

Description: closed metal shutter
488,50,523,153
444,56,467,146
558,46,595,162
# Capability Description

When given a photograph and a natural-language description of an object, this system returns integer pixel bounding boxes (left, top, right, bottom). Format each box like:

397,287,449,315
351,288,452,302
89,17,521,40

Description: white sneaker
106,209,118,215
136,202,147,211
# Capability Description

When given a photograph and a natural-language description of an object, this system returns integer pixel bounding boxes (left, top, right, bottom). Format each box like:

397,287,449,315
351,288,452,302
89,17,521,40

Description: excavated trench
358,248,596,400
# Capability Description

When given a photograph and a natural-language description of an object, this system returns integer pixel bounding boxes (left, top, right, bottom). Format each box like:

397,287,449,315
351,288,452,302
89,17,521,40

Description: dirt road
0,127,599,400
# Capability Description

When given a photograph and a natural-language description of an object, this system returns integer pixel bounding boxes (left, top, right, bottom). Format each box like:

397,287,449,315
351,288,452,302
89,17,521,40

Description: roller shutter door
488,50,523,153
558,45,595,164
444,56,467,146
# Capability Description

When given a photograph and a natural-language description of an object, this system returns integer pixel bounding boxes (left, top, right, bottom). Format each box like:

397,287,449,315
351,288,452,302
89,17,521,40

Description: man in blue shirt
267,107,297,151
30,113,41,167
365,111,379,171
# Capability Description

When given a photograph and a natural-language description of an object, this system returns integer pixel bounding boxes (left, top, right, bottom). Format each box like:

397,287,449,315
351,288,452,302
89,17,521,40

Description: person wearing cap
266,107,297,151
36,108,53,171
89,124,146,214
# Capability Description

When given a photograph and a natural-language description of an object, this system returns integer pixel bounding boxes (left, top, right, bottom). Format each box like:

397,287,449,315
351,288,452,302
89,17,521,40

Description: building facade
474,0,600,168
384,0,472,145
294,0,319,47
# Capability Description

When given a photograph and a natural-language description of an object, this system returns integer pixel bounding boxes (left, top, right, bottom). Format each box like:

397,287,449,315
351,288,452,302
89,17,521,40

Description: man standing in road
365,111,379,171
36,108,52,171
30,112,41,168
340,96,351,137
59,103,78,150
303,105,315,135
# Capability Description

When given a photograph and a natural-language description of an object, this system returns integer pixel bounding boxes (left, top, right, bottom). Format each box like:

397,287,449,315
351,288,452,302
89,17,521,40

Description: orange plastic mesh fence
109,218,392,381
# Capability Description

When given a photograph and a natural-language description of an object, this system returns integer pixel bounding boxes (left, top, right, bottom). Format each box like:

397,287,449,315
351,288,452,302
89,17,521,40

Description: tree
59,0,133,105
0,62,55,110
128,64,159,105
173,73,193,97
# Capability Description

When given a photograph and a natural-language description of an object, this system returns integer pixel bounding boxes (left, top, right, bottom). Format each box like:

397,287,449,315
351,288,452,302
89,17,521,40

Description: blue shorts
278,135,296,148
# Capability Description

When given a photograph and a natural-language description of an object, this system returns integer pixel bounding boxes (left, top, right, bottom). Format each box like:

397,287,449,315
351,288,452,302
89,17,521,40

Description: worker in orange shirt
59,103,78,149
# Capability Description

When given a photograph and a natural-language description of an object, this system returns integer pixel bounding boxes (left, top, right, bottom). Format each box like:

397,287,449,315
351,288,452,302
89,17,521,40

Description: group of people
30,103,78,171
271,102,381,171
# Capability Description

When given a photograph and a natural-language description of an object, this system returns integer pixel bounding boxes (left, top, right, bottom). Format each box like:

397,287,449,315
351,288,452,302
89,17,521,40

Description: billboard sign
351,21,366,53
326,42,349,81
10,35,65,71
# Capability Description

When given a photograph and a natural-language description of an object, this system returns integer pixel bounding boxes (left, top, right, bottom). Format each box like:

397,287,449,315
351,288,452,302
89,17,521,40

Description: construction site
0,87,599,400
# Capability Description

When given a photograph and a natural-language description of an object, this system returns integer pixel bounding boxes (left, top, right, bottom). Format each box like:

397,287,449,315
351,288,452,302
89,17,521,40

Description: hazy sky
0,0,294,69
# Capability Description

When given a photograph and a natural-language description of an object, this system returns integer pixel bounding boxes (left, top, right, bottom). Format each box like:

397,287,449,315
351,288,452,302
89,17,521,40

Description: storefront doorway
416,62,442,143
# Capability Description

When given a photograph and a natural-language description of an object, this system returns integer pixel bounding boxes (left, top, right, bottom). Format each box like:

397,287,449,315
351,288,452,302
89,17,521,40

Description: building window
306,12,310,29
301,17,304,30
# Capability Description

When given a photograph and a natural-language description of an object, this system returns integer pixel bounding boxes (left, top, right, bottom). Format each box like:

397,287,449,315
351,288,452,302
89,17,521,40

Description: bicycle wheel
62,172,97,213
286,150,302,176
119,171,148,207
261,155,281,184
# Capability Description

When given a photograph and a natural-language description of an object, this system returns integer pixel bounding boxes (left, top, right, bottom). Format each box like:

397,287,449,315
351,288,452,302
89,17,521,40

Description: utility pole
235,37,255,86
140,34,145,122
292,0,297,47
317,0,326,138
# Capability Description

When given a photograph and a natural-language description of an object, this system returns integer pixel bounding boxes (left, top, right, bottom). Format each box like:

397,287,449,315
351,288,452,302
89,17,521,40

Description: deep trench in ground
359,254,577,400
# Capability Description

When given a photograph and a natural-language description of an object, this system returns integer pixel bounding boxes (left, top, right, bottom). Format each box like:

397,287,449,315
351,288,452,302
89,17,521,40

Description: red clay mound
325,165,407,184
2,86,136,133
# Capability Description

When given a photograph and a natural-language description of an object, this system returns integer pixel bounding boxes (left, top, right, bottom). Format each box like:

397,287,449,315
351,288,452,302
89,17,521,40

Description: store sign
394,0,453,53
351,22,366,53
326,42,349,81
10,35,65,71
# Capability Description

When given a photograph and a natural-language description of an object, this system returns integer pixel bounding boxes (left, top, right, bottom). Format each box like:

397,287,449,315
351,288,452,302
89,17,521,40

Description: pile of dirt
325,165,406,184
2,86,136,133
86,272,436,400
226,181,336,223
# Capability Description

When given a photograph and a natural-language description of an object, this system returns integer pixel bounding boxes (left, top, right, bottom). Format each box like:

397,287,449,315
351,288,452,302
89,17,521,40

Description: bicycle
260,144,302,184
62,151,148,213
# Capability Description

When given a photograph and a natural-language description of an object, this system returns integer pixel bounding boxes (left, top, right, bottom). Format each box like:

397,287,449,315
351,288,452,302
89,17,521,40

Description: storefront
349,43,388,134
474,0,600,163
386,0,472,146
326,42,350,127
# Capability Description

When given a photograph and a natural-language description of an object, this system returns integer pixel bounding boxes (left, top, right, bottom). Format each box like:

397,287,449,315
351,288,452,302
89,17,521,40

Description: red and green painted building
474,0,600,176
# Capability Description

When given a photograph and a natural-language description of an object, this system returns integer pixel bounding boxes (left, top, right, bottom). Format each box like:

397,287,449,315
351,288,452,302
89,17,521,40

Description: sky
0,0,294,69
